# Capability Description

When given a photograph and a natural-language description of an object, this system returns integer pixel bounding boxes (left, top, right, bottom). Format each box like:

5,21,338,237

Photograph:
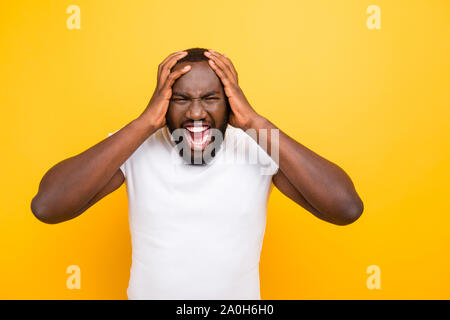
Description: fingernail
183,65,191,70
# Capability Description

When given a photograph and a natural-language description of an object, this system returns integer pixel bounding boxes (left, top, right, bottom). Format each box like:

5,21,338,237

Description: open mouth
183,122,212,151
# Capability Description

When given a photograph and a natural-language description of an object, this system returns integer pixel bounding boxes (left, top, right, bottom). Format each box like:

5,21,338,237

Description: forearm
199,49,362,224
31,115,155,222
249,116,363,223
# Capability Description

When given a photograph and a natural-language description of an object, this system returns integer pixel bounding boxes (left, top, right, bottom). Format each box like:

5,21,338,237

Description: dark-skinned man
31,48,363,299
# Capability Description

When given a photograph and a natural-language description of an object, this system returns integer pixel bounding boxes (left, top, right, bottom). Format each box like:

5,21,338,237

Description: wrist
246,114,271,131
133,114,159,137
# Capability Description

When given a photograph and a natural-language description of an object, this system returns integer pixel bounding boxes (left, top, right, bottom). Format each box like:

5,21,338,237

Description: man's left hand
204,49,263,131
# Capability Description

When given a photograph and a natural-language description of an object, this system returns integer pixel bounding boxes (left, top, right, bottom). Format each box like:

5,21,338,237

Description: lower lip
183,128,212,150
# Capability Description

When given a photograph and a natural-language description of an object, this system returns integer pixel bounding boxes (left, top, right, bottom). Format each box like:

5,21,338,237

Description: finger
204,50,233,78
221,53,238,82
160,56,188,91
157,51,187,84
205,51,235,83
163,65,192,90
207,59,233,88
158,51,187,84
207,50,237,81
158,51,186,76
159,53,188,87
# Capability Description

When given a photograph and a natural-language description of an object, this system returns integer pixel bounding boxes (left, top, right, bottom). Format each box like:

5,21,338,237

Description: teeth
186,126,209,133
184,128,211,149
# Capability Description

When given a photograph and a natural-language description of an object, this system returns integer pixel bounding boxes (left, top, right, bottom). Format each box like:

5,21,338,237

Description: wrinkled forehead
172,61,223,95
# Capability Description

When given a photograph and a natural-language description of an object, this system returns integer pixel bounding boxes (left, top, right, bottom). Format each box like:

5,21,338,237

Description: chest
127,154,273,227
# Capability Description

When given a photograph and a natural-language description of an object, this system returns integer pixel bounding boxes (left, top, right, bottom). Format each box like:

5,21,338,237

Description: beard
167,113,230,166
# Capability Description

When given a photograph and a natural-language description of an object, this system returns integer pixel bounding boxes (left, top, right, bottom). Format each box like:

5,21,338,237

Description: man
31,48,363,299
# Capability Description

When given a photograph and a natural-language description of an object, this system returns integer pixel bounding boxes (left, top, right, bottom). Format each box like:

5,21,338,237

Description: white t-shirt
109,125,278,299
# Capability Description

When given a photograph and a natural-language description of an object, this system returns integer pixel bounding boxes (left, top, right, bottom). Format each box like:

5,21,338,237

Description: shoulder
108,126,171,164
223,125,279,176
224,125,251,145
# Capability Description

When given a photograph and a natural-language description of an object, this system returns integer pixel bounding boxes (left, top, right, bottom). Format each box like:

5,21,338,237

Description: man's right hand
141,51,191,131
31,50,192,224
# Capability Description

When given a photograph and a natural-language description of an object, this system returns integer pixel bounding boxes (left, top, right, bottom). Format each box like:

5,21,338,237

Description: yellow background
1,0,449,299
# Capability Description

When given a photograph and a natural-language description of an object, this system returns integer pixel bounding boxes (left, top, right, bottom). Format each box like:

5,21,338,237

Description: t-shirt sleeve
256,142,279,176
234,126,279,176
108,130,127,179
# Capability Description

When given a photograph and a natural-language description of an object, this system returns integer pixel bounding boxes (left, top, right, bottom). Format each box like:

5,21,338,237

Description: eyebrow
172,91,220,98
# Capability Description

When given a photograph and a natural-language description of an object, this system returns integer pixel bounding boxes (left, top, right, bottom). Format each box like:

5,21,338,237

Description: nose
185,98,207,120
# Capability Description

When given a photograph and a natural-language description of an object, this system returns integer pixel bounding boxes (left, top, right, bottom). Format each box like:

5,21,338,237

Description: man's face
166,61,229,163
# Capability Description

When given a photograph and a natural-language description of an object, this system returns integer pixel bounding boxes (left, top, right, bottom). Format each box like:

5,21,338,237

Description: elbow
334,196,364,226
31,196,59,224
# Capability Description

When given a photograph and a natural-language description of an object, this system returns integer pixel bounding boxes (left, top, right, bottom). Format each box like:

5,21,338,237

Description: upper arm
73,168,125,216
272,170,322,217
